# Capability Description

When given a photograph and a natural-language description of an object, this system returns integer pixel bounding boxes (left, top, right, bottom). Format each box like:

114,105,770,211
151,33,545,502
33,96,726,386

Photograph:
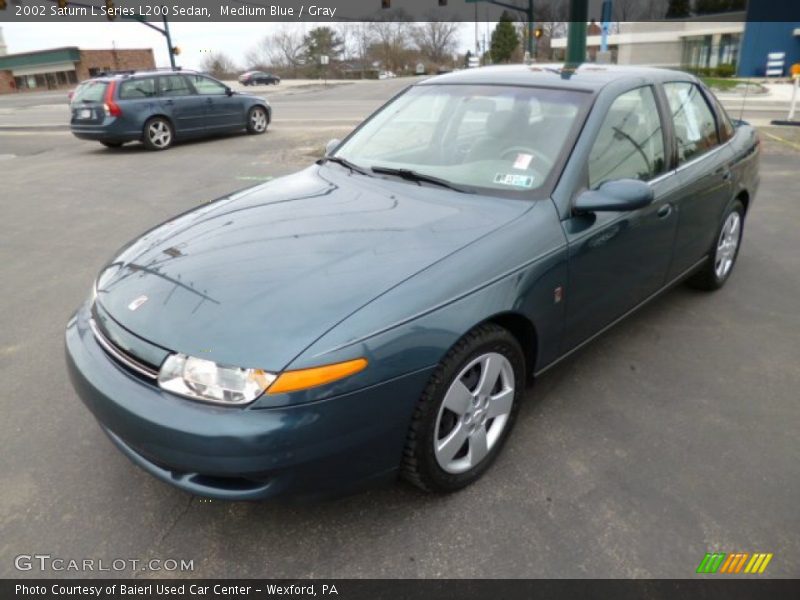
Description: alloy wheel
148,120,171,149
434,352,515,474
250,108,267,132
714,211,741,280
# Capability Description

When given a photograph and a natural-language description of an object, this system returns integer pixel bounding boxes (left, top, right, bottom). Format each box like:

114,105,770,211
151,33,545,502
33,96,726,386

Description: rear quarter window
72,81,107,103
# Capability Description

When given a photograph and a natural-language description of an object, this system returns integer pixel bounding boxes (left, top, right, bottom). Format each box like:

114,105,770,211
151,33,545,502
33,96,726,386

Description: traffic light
0,0,7,10
172,47,181,56
534,27,544,39
57,0,69,9
438,0,447,5
104,0,115,20
381,0,390,8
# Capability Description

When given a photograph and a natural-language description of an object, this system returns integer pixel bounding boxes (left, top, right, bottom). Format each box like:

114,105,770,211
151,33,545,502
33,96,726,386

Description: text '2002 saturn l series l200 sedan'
66,65,759,500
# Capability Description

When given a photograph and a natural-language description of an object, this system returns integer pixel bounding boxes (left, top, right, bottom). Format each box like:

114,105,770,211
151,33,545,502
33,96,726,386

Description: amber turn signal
267,358,368,395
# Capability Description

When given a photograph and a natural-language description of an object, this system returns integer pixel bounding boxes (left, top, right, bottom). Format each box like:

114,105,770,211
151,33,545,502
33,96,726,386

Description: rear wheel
143,117,174,151
246,106,268,134
402,323,525,493
100,141,123,148
687,200,745,291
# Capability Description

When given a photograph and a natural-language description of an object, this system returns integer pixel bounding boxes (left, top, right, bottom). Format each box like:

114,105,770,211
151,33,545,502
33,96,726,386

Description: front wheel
246,106,268,134
142,117,174,151
402,323,525,493
687,200,745,291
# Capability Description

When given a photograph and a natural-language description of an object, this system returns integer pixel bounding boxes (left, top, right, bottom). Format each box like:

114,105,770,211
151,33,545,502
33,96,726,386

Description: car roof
88,69,201,82
420,64,697,93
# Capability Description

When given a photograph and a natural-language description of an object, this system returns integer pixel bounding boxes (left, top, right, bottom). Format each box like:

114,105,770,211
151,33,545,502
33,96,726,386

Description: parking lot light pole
566,0,588,67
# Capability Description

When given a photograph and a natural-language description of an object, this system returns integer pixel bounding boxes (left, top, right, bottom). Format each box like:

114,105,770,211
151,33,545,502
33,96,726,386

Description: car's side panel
667,144,736,279
560,173,681,351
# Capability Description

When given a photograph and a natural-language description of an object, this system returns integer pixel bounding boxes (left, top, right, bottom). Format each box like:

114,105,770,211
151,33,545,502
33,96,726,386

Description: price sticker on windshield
494,173,534,188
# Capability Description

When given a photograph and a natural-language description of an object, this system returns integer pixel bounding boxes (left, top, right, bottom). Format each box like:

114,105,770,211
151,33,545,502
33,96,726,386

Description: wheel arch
141,114,175,138
481,311,538,382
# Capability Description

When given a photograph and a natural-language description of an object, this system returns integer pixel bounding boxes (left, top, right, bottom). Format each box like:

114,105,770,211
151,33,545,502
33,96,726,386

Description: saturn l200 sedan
66,65,760,500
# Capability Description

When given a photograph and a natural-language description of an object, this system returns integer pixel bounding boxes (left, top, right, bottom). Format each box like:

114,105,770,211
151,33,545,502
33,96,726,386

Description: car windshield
334,84,589,196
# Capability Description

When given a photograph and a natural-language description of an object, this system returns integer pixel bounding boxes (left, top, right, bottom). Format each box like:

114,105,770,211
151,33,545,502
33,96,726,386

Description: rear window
119,77,157,99
72,81,107,103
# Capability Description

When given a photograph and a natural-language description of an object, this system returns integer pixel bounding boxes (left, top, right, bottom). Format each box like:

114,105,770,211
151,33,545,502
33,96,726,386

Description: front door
561,85,680,350
187,74,244,130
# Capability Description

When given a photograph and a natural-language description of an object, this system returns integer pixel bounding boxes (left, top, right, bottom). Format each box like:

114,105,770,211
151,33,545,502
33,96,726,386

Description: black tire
246,106,269,134
402,323,525,493
687,200,745,291
100,141,123,148
142,117,174,151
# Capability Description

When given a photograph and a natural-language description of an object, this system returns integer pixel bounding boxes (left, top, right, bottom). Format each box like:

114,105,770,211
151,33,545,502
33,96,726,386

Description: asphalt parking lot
1,79,798,579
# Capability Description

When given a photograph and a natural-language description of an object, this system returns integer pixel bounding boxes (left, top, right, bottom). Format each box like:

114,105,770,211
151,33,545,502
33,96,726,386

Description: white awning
12,61,77,76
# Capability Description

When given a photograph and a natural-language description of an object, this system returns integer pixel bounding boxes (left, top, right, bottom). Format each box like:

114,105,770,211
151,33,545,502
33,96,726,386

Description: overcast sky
1,22,487,70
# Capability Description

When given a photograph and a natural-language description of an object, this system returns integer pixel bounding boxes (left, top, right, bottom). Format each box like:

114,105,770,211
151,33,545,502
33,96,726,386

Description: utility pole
566,0,588,67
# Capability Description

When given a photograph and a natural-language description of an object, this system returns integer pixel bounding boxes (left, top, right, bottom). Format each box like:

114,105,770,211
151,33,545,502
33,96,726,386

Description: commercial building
550,17,800,77
0,28,155,94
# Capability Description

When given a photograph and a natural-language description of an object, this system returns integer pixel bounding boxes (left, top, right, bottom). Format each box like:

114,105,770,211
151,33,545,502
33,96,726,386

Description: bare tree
369,10,414,73
412,20,460,66
337,22,374,75
200,51,238,79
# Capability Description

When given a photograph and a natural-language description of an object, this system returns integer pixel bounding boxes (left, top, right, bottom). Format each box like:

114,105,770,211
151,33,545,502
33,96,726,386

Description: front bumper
65,302,432,500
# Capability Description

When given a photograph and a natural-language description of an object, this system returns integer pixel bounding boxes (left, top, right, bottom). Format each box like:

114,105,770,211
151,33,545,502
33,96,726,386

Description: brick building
0,44,155,94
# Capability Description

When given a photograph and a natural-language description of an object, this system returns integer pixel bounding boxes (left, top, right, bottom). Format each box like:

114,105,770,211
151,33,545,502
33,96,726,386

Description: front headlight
158,353,276,406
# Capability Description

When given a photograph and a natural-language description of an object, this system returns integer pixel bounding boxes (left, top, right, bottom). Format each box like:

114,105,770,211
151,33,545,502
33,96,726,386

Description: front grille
89,317,159,380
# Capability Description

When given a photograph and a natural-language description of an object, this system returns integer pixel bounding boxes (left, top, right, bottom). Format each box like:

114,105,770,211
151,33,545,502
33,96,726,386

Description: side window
588,86,666,189
705,88,735,142
190,75,227,95
119,77,156,99
664,82,720,164
159,75,193,97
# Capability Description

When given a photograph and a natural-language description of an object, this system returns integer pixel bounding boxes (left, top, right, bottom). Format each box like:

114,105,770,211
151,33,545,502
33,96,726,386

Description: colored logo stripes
696,552,773,574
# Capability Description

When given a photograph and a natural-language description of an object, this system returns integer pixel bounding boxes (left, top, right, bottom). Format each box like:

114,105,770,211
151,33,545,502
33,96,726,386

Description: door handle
722,169,732,181
657,204,673,219
163,99,174,106
206,98,213,104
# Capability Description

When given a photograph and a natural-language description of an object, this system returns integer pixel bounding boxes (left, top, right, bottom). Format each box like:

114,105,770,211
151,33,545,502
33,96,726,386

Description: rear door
186,74,245,130
662,81,735,279
157,74,206,135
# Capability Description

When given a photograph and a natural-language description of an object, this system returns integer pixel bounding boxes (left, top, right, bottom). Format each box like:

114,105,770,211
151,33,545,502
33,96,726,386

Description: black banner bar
0,0,798,22
4,579,800,600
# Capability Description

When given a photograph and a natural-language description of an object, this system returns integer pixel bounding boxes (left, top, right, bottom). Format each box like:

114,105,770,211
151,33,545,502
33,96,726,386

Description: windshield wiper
318,156,371,177
370,166,474,194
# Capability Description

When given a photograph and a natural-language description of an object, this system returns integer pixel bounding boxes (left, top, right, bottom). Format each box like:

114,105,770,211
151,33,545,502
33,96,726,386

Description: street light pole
162,16,176,69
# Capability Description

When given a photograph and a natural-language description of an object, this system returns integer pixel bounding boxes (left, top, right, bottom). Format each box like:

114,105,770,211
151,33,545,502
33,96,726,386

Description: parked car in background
378,70,397,80
69,69,271,150
66,65,759,500
239,71,281,86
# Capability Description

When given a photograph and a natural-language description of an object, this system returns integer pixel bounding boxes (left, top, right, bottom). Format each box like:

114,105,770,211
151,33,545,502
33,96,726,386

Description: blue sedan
66,65,760,499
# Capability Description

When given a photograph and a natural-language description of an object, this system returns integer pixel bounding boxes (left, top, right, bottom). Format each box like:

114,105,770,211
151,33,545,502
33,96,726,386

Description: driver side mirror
225,86,234,96
573,179,654,214
325,138,341,156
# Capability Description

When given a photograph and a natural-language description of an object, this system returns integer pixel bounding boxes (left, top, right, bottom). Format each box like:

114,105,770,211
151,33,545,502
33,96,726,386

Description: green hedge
684,63,737,78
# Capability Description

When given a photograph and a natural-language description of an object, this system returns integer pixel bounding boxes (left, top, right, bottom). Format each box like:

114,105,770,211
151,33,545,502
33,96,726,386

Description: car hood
95,165,530,370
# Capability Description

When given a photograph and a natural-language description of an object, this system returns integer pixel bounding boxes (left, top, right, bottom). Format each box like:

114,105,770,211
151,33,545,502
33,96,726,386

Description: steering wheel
500,146,554,171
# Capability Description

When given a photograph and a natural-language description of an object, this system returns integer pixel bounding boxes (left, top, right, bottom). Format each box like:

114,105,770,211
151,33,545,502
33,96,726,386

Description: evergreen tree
665,0,691,18
490,12,519,64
